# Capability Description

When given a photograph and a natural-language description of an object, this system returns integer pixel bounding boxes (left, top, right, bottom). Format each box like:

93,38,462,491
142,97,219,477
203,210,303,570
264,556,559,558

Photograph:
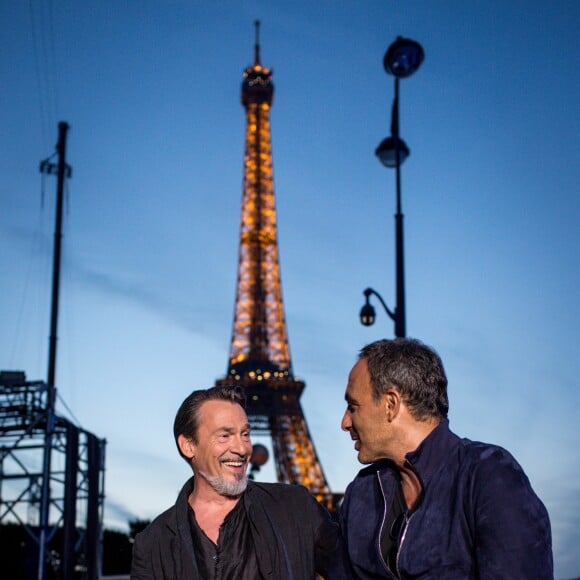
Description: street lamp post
360,36,424,338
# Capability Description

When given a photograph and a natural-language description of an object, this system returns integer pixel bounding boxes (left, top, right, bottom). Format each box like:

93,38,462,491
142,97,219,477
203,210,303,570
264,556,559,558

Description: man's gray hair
359,338,449,421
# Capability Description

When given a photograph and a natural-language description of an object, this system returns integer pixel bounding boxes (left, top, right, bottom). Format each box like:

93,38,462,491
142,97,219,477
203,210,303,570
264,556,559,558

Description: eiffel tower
215,22,339,510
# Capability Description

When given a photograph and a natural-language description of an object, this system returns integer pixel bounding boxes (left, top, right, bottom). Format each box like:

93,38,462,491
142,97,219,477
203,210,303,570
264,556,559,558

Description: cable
28,0,60,151
56,391,82,428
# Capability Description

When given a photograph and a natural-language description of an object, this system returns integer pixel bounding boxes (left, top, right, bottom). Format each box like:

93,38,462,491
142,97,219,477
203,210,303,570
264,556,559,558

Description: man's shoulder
457,437,520,466
452,437,532,488
248,480,313,501
149,503,178,526
248,481,333,514
134,503,178,548
134,479,194,544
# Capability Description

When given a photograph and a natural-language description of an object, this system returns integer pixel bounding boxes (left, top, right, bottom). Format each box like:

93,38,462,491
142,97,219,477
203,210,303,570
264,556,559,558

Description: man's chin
357,450,373,465
198,470,248,497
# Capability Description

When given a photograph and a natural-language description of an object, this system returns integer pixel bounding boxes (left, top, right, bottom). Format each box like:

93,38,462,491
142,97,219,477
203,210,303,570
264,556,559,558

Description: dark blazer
131,477,338,579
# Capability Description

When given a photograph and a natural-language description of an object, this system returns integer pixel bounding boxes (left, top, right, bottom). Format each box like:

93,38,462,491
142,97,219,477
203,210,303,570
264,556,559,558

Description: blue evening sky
1,2,578,577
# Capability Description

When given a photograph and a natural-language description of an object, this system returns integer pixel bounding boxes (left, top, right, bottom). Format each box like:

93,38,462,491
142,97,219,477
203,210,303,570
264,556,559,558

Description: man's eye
347,405,355,413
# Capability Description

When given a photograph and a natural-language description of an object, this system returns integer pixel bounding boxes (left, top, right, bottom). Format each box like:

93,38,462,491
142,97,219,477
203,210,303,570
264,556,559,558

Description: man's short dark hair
359,338,449,421
173,385,246,460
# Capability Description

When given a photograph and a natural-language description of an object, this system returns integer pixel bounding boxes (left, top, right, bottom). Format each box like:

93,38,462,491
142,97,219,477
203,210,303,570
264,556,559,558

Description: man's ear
177,434,196,459
384,388,401,422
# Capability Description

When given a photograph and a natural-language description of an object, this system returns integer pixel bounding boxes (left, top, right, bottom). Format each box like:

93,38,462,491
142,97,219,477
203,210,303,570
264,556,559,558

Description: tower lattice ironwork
215,22,340,511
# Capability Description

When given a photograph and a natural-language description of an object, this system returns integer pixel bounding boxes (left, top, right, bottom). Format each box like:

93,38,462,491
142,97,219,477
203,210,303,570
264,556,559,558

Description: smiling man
328,338,553,579
131,385,337,579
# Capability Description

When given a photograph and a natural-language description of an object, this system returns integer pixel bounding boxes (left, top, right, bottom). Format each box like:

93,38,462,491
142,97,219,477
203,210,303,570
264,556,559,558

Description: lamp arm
363,287,396,322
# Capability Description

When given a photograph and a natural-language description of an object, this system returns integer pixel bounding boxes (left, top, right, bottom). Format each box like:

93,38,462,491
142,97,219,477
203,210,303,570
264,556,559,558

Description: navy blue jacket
329,421,553,579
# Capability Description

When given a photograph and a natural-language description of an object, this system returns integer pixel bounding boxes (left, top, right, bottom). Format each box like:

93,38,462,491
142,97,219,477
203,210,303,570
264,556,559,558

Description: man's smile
220,457,248,472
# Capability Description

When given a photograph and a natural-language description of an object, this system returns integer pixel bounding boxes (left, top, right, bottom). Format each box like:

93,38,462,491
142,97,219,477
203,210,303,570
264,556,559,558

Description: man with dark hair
132,385,337,579
329,338,553,579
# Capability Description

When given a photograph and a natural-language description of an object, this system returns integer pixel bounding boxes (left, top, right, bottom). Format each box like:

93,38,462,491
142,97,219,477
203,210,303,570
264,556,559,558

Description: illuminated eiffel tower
215,22,339,510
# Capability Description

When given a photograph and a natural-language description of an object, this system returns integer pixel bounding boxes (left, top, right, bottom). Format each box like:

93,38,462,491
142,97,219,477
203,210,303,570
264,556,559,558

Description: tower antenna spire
254,19,261,65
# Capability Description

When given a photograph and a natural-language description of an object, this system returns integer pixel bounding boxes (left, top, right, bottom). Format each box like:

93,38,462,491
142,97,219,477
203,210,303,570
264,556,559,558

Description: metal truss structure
0,371,106,579
215,22,342,512
1,123,106,579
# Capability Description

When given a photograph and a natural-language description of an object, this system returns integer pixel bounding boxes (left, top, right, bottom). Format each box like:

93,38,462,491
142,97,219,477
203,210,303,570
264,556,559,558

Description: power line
28,0,60,151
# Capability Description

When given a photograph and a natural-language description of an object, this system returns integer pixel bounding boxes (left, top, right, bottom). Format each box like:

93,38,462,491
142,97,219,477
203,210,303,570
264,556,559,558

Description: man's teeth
222,460,244,466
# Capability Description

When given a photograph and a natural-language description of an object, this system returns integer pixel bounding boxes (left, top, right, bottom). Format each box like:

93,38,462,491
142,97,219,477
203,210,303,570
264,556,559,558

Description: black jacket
131,477,338,579
329,420,553,579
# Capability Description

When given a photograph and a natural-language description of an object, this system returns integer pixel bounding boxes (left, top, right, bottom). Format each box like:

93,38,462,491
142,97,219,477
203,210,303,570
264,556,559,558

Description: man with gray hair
132,385,337,579
329,338,552,579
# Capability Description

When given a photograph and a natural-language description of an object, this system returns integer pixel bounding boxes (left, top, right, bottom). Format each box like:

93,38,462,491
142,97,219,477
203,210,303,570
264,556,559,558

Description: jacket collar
172,477,199,575
404,419,460,489
175,476,195,528
174,478,283,579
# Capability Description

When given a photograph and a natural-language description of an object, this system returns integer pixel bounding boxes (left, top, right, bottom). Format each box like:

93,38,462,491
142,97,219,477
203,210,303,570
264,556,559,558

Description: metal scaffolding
1,122,107,579
0,371,106,578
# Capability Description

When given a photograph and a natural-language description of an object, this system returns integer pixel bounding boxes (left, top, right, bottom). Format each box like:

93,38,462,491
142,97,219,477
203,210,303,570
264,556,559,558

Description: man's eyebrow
215,424,252,434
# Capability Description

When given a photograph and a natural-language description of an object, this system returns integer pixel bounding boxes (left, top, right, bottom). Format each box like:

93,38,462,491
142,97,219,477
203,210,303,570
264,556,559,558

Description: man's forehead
346,358,377,399
345,379,365,400
198,399,248,422
348,358,370,382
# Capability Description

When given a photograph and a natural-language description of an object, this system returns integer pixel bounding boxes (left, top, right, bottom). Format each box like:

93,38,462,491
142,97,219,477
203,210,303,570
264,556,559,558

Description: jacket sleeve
294,485,339,577
130,531,155,580
326,528,355,579
313,505,339,577
326,486,356,580
470,446,553,579
248,482,339,578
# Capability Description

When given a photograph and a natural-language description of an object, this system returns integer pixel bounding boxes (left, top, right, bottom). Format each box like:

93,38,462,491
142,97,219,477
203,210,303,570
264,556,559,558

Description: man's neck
393,418,441,509
395,417,440,465
188,480,243,544
397,462,422,510
189,476,243,511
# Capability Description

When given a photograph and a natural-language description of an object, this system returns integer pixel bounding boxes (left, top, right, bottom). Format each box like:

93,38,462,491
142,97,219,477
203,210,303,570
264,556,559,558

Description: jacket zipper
395,511,415,579
376,472,391,576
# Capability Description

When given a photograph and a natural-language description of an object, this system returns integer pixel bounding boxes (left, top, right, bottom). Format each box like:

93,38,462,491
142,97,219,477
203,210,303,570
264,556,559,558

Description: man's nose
341,410,351,432
232,434,251,455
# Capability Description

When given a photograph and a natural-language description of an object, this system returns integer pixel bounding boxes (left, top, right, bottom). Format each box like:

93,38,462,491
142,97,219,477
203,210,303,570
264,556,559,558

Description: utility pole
38,121,72,580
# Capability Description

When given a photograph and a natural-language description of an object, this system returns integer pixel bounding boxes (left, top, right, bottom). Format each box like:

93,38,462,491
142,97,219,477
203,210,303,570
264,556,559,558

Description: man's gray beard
197,469,248,497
